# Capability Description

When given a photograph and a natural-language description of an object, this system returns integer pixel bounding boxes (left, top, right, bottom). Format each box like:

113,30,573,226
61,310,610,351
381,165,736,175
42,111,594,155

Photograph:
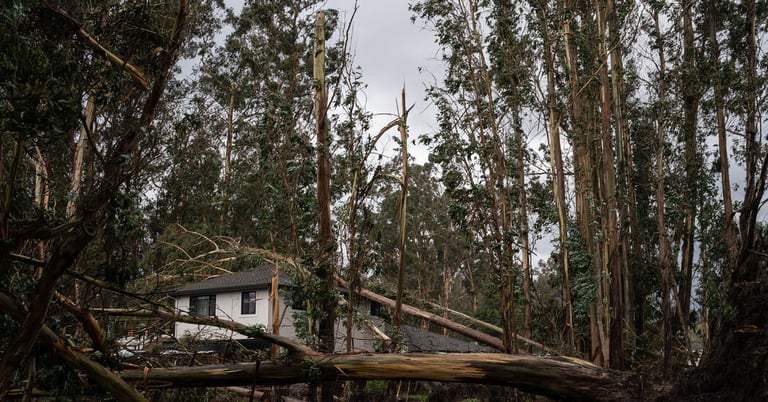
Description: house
397,325,494,353
168,264,379,352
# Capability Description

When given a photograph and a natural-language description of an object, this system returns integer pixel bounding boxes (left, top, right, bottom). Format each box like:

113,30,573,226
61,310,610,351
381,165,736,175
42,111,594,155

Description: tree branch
0,292,148,402
92,307,319,357
42,1,149,91
0,0,189,394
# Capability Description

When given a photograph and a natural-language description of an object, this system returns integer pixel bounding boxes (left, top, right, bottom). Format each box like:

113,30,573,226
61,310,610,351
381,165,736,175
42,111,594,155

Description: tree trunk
594,0,624,369
67,93,93,218
121,353,646,402
516,125,532,348
650,5,674,374
684,3,768,398
607,0,635,361
0,292,148,402
313,11,336,369
336,278,504,351
562,0,601,363
679,0,699,328
394,88,409,332
707,0,736,263
686,232,768,400
533,0,574,355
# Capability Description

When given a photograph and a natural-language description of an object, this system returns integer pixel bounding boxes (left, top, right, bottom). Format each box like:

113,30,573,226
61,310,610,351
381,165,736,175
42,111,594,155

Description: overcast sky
321,0,442,163
221,1,442,162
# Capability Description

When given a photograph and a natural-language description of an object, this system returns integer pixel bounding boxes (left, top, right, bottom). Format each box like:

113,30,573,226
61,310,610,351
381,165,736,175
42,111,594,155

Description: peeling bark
121,353,645,401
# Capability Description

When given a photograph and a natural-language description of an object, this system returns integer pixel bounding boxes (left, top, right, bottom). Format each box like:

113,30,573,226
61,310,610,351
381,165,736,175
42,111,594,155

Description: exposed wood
394,87,409,331
43,2,149,90
120,353,644,401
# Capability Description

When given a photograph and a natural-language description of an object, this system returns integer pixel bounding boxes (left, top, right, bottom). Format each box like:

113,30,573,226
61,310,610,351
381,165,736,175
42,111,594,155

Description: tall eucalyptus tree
412,0,539,353
0,0,190,398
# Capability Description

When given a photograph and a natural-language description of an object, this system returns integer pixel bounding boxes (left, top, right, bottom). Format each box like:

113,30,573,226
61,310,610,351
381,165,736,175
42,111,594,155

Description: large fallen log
121,353,644,401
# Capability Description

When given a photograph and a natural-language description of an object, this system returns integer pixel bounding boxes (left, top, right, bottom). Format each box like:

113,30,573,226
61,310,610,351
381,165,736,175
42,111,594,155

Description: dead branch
54,292,107,353
42,1,149,90
0,292,148,402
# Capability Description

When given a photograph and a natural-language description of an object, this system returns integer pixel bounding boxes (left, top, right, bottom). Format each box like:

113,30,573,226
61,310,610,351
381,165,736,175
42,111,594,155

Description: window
242,291,259,315
189,295,216,317
370,301,383,317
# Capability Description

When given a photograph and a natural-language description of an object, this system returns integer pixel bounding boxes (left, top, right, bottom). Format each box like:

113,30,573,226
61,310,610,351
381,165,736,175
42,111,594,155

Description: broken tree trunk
120,353,644,401
335,278,504,351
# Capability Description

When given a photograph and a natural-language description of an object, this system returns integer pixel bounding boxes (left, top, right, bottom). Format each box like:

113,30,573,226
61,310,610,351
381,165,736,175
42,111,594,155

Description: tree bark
336,277,504,352
678,0,699,336
650,5,675,374
682,0,768,397
313,9,336,351
594,0,624,369
120,353,645,402
94,307,318,356
0,292,148,402
394,88,409,332
534,0,574,355
314,13,335,401
707,0,736,263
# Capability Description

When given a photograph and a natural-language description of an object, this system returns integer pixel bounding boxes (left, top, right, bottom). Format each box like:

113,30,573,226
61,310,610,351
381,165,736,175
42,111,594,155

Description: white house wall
174,291,378,352
175,289,271,340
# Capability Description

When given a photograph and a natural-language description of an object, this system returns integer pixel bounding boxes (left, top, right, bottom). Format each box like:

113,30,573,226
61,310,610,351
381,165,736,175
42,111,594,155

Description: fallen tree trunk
0,292,149,402
335,278,504,351
223,386,305,402
121,353,644,401
184,247,552,354
424,300,560,355
93,307,317,356
245,249,553,354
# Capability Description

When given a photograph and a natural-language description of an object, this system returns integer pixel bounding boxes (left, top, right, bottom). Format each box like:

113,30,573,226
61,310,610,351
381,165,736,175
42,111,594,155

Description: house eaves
168,265,292,297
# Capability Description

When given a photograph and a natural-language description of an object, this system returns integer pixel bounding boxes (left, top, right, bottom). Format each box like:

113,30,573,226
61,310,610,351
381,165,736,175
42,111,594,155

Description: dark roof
168,265,291,297
398,325,495,353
